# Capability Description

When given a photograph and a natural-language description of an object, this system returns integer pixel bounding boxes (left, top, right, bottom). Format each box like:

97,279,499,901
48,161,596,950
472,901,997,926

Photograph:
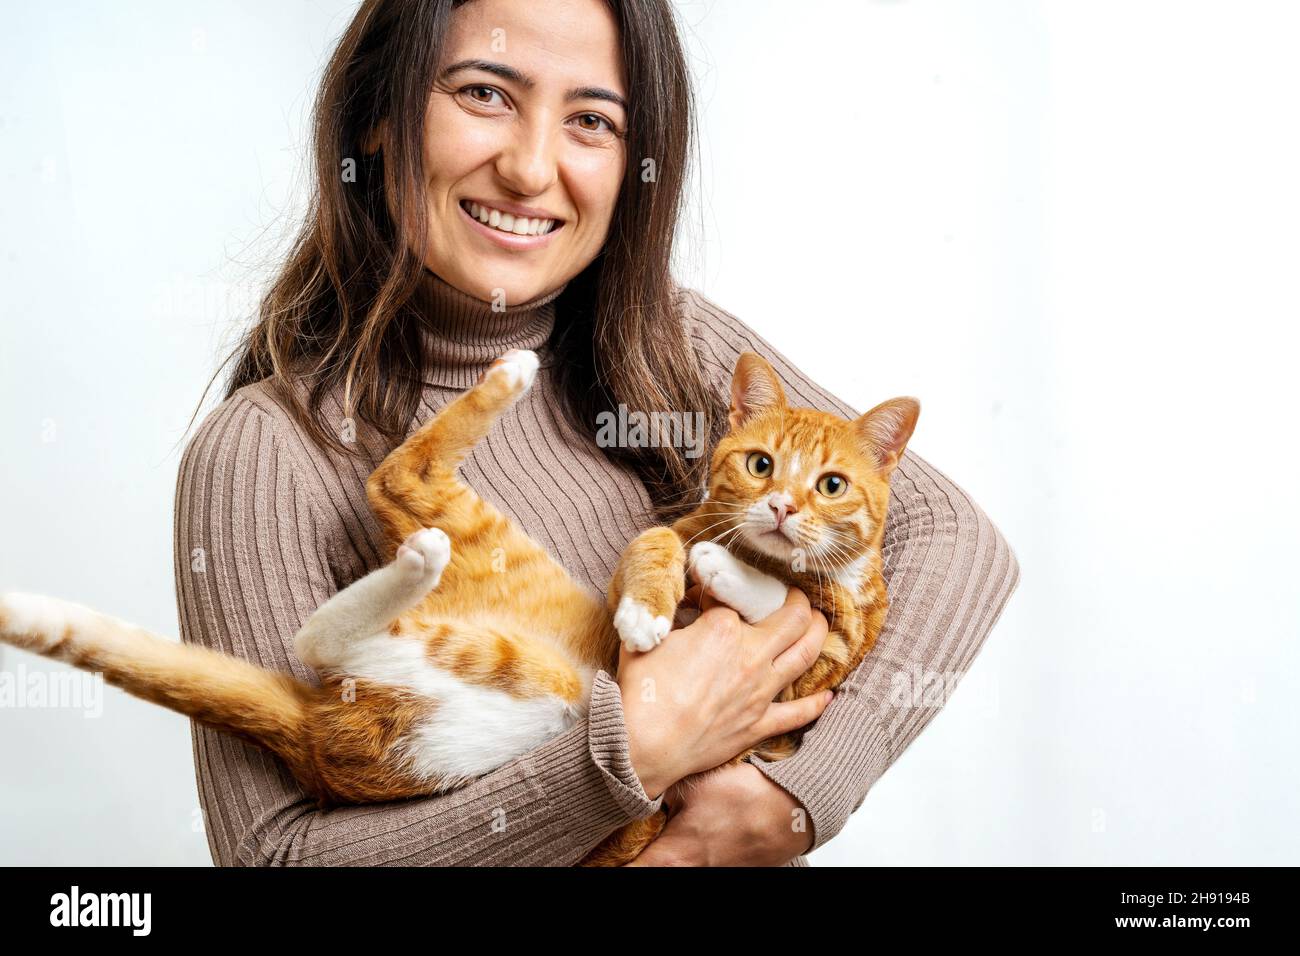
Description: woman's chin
431,263,557,309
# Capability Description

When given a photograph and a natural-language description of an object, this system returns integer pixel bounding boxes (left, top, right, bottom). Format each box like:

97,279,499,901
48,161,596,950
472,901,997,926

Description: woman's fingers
754,587,816,657
768,605,829,688
757,689,834,740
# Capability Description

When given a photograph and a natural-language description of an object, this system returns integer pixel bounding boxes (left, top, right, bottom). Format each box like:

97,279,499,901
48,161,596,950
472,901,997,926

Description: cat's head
705,352,919,573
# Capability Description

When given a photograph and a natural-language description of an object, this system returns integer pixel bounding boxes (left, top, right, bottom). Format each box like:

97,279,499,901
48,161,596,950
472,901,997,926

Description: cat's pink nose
769,497,797,527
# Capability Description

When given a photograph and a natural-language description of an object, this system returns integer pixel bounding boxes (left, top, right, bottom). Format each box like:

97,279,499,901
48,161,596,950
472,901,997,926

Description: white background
1,0,1296,866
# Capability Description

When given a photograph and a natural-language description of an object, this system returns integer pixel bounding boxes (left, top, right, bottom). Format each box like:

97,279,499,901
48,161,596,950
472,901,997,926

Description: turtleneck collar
414,269,564,389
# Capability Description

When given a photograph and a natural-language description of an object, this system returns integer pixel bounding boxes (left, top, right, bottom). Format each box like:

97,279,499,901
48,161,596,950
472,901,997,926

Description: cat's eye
817,473,849,498
746,452,774,478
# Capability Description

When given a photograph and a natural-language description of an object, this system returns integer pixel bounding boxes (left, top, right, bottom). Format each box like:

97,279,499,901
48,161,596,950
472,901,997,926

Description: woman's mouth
459,200,561,237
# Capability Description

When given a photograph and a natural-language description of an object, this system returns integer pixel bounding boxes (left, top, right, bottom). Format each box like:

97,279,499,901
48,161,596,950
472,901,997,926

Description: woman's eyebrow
567,86,628,112
441,58,531,86
441,58,627,112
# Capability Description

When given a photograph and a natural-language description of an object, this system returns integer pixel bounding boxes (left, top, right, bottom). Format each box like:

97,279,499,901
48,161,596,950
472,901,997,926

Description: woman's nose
494,121,559,197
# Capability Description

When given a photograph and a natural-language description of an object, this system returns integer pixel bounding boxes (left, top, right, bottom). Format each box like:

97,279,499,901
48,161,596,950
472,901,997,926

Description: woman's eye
572,112,613,135
817,474,848,498
746,452,774,478
462,85,504,107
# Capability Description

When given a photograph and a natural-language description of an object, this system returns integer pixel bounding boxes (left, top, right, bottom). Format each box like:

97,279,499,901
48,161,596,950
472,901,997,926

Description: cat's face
705,353,919,575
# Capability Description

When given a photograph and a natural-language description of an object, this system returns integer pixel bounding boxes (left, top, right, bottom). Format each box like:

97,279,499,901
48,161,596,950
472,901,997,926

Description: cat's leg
608,527,687,653
366,349,539,545
294,527,451,671
688,542,789,624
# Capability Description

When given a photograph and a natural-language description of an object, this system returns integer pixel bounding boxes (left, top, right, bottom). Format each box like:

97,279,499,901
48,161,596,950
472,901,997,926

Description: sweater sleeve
680,290,1021,851
173,392,661,866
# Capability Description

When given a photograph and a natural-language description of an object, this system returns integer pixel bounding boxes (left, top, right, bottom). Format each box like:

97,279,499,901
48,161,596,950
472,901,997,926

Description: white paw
489,349,540,393
688,542,743,599
613,595,671,653
396,527,452,584
688,542,787,623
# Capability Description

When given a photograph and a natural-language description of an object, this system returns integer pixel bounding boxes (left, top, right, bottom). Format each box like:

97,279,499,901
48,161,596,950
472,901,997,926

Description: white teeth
464,201,556,237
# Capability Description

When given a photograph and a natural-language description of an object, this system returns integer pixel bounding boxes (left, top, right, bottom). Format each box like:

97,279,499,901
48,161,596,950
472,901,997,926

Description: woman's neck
414,270,565,389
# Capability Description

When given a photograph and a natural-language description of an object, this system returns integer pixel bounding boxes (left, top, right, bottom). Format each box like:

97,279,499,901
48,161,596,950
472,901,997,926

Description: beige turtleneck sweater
173,274,1019,866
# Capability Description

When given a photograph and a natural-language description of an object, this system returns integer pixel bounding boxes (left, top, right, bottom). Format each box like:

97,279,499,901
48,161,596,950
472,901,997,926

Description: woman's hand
624,762,813,866
618,587,831,798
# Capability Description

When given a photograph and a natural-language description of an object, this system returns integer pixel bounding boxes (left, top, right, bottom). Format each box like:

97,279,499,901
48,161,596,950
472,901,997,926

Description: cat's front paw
613,595,671,653
396,527,452,585
486,349,540,395
689,541,787,623
688,542,743,599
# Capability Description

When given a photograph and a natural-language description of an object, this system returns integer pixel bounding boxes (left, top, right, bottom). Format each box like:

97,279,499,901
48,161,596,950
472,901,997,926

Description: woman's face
414,0,628,305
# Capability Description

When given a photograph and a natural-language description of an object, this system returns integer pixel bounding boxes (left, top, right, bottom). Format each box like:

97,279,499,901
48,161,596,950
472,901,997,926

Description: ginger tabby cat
0,349,916,866
580,352,918,864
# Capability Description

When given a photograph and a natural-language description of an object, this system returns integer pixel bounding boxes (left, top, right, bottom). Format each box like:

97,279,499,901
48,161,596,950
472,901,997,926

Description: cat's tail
0,592,314,759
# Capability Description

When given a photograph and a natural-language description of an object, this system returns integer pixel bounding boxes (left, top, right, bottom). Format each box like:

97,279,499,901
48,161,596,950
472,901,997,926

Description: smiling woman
416,3,630,302
168,0,1019,867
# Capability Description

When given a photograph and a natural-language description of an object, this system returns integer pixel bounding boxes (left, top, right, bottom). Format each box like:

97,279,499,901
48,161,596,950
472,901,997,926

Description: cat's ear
729,352,787,429
855,397,920,474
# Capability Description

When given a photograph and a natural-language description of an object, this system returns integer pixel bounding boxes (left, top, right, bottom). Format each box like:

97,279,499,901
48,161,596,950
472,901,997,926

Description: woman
175,0,1018,866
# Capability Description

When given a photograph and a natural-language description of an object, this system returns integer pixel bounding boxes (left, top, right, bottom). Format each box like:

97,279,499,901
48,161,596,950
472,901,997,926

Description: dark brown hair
213,0,723,515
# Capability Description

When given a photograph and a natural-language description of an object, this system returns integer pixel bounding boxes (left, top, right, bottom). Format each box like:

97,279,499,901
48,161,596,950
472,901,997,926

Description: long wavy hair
211,0,723,515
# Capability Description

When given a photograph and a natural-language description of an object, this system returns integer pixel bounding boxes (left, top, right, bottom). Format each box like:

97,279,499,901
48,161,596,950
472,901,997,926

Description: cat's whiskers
709,523,751,564
681,514,746,548
713,522,750,549
815,527,865,565
805,547,833,619
801,528,860,611
697,496,753,509
693,498,754,515
815,530,857,561
812,549,847,619
653,482,748,510
815,539,860,594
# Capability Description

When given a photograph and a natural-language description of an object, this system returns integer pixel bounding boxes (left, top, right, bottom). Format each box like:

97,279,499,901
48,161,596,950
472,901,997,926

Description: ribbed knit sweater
172,273,1020,866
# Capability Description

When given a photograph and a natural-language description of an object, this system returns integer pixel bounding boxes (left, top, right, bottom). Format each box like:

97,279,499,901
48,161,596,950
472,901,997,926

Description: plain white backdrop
1,0,1296,866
